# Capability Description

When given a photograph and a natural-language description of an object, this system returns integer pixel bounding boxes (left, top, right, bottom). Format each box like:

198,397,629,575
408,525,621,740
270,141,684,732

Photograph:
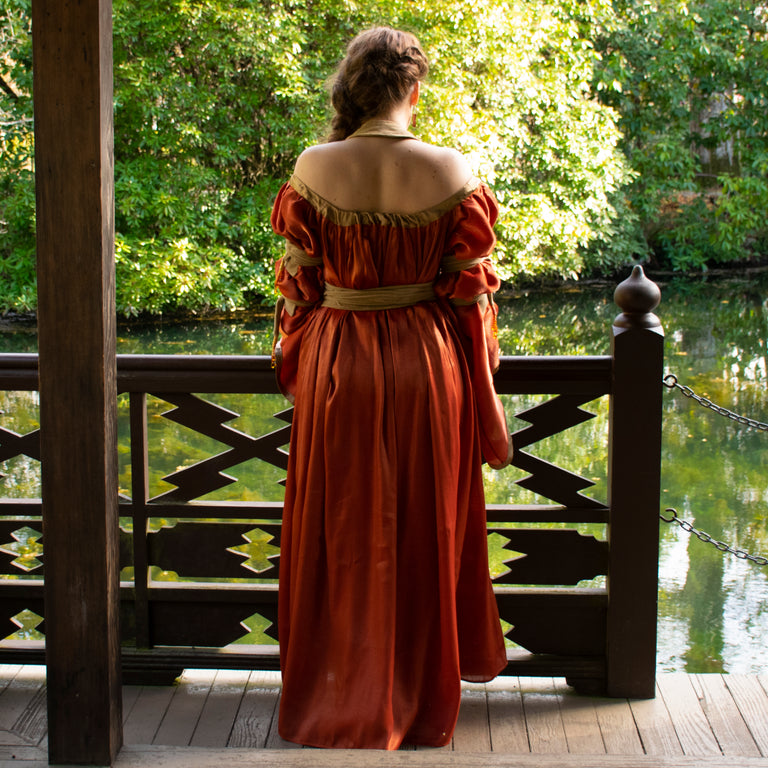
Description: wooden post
606,266,664,698
32,0,122,763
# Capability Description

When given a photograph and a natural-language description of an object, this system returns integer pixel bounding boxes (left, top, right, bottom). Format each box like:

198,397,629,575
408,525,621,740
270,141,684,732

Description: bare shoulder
417,143,472,173
289,138,475,212
293,143,340,180
409,142,474,190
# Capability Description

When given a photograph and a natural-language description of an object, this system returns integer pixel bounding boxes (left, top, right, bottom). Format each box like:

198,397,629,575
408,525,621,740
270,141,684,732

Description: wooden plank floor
1,665,768,767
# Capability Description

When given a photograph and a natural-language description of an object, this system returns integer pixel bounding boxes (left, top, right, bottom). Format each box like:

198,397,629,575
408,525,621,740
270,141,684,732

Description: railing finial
613,265,662,329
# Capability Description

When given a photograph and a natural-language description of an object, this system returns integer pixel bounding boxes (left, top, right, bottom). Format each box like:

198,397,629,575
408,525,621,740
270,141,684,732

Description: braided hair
327,27,429,142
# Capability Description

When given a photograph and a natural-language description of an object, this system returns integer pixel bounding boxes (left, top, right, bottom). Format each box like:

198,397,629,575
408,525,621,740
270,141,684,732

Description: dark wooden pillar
32,0,122,763
606,266,664,698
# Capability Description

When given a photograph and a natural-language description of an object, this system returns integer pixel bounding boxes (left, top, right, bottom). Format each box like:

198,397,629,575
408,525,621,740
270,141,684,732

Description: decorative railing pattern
0,268,664,697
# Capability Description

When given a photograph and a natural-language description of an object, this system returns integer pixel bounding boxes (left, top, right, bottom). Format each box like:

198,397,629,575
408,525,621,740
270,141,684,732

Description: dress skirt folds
271,176,509,750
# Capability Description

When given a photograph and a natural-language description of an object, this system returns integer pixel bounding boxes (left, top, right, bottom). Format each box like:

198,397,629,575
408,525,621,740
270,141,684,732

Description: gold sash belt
440,254,488,272
282,242,322,275
322,282,436,310
283,243,488,278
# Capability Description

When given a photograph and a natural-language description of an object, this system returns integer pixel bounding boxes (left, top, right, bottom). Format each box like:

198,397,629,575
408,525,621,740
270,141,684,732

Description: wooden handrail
0,352,611,394
0,269,664,703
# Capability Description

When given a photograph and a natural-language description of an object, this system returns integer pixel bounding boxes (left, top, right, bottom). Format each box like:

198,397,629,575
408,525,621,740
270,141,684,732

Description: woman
271,26,512,750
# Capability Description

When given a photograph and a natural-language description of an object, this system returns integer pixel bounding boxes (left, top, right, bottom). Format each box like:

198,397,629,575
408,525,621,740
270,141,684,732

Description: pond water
1,269,766,673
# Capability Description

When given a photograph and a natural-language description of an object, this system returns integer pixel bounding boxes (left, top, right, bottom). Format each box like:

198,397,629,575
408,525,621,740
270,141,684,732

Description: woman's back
294,131,473,215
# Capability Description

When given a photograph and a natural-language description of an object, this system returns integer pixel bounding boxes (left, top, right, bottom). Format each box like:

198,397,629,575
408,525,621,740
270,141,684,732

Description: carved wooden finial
613,265,662,329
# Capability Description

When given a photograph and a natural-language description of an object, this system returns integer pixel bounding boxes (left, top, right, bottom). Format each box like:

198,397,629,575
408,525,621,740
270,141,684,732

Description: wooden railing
0,267,663,698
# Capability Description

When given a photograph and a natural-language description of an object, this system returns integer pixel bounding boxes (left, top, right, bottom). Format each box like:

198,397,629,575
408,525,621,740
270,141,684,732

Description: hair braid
327,27,429,142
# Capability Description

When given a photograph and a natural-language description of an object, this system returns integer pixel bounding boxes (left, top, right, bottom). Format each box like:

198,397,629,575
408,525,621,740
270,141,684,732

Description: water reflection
654,274,768,673
0,271,766,672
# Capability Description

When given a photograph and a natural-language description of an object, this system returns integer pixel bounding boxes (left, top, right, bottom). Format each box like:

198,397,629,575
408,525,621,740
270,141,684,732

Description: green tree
111,0,335,314
594,0,768,270
398,0,637,281
0,0,35,311
1,0,635,315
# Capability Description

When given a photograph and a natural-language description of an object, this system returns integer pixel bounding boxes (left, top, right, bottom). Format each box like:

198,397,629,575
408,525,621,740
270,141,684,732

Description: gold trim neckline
288,174,481,228
348,119,417,140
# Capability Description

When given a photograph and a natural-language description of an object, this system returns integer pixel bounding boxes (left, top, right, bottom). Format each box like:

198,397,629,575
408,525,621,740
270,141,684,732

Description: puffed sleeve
434,184,511,468
270,181,324,402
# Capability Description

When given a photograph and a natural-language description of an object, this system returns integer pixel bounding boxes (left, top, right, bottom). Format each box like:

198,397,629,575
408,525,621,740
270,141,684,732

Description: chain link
663,373,768,432
660,508,768,566
661,373,768,566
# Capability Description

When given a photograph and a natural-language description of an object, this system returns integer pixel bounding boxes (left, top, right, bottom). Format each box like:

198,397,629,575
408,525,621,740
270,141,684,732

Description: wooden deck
2,666,768,767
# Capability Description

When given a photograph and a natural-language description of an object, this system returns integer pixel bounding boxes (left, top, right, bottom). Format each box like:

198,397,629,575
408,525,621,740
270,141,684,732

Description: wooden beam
32,0,122,764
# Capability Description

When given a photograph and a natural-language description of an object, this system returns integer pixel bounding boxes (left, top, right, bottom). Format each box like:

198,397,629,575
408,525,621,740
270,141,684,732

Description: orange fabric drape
271,178,509,749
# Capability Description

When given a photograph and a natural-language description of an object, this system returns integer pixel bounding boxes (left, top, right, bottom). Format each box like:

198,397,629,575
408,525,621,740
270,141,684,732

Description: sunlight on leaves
5,609,44,642
487,531,526,580
227,527,281,573
0,526,43,571
232,612,278,646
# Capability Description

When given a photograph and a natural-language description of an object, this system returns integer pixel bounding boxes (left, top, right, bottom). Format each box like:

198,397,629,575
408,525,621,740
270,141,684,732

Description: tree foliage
389,0,635,281
0,0,35,311
594,0,768,270
1,0,766,316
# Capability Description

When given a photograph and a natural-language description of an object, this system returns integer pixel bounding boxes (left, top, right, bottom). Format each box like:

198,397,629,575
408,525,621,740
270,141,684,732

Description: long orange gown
271,174,509,750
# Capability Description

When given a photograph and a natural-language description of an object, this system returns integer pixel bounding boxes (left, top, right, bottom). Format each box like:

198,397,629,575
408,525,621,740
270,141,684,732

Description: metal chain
663,373,768,432
660,508,768,566
661,373,768,566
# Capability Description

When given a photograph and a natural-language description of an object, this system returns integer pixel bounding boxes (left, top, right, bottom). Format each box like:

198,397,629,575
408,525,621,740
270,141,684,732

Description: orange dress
271,174,509,750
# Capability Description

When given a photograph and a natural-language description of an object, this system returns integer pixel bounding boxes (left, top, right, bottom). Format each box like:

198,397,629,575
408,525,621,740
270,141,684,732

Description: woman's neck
374,100,413,132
